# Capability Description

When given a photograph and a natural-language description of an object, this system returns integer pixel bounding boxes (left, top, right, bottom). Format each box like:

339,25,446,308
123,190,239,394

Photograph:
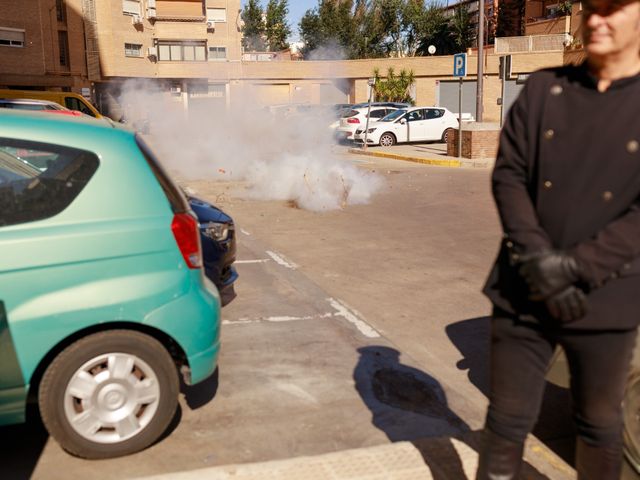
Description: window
56,0,66,21
58,31,69,67
0,27,25,47
0,139,99,227
157,41,206,61
207,8,226,22
208,46,226,60
407,110,424,122
125,43,143,57
64,97,95,116
122,0,141,15
369,109,387,119
425,109,444,119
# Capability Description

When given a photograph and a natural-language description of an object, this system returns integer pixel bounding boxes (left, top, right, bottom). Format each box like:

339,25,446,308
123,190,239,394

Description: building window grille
123,0,141,15
0,27,25,47
208,46,226,60
157,41,207,61
124,42,143,57
206,8,227,22
58,30,69,66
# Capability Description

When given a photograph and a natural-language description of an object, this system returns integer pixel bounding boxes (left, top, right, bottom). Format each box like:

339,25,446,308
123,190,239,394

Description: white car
336,106,400,141
353,107,460,146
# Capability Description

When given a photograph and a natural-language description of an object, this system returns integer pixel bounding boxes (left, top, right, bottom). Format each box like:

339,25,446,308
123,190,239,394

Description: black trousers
486,310,637,449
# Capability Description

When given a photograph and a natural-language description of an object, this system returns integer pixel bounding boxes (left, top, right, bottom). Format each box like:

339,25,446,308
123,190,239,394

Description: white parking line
327,298,380,338
266,250,299,270
222,313,333,326
240,229,251,236
235,259,270,264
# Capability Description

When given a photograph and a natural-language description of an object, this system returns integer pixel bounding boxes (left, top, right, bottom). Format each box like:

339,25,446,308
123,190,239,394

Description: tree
416,3,454,56
265,0,291,51
241,0,266,51
373,67,415,104
449,3,475,52
402,0,426,57
299,0,358,59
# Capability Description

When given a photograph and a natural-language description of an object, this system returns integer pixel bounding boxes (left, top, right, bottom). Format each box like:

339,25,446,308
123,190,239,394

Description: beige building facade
0,0,578,123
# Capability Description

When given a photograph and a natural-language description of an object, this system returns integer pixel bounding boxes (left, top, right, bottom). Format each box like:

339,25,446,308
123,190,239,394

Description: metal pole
458,77,463,158
476,0,485,122
362,80,374,150
500,58,506,127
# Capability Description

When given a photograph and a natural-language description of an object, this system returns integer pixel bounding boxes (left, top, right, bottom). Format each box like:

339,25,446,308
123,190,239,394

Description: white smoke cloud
116,79,383,212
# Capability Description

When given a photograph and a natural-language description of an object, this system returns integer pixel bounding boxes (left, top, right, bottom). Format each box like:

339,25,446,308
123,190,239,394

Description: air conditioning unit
206,21,215,31
131,14,143,25
147,7,156,18
147,46,157,57
170,86,182,94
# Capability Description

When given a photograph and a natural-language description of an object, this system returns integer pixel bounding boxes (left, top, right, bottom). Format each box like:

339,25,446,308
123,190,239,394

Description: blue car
188,197,238,305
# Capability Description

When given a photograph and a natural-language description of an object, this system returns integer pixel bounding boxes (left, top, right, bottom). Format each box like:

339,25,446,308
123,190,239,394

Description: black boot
476,429,524,480
575,437,623,480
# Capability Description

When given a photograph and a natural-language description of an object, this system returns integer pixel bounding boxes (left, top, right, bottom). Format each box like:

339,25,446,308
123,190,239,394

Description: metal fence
495,34,571,53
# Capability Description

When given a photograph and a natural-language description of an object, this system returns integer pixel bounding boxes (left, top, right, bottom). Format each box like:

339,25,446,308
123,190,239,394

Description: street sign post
453,53,467,159
499,55,512,127
362,77,376,151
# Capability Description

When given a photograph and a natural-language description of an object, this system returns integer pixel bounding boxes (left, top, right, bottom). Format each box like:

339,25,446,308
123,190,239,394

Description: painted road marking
235,259,270,264
266,250,299,270
327,298,380,338
240,229,251,236
222,313,333,326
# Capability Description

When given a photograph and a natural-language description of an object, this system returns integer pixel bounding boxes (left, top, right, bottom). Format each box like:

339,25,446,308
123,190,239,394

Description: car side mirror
399,118,406,125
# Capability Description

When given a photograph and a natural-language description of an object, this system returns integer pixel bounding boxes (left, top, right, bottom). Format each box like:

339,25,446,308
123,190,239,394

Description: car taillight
171,213,202,269
347,118,360,124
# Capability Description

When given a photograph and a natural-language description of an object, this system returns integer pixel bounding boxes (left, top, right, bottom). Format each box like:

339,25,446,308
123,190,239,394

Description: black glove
519,251,582,301
545,285,588,323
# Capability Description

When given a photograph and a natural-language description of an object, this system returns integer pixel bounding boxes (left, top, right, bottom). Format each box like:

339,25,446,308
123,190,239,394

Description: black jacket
483,63,640,330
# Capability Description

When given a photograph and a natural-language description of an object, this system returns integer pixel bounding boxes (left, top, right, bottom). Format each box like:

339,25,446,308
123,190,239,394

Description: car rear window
341,109,359,118
0,138,99,227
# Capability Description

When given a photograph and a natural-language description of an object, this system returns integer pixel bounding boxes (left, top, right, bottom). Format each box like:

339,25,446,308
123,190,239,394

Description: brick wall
447,128,501,160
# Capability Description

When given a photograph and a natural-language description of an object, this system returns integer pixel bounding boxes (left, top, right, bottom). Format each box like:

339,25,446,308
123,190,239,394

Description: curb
348,148,493,169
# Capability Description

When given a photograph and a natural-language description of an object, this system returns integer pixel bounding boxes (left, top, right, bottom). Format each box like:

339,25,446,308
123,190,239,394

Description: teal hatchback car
0,111,220,459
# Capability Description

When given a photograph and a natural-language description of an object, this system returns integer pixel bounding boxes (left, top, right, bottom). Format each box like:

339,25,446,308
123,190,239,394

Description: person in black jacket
478,1,640,479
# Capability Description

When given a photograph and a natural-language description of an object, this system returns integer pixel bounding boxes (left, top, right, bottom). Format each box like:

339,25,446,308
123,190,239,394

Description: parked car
0,89,104,119
0,110,221,459
336,105,401,142
0,98,83,115
353,106,459,146
188,196,238,305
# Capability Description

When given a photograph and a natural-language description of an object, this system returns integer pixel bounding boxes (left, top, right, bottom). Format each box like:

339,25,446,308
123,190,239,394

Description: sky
240,0,317,43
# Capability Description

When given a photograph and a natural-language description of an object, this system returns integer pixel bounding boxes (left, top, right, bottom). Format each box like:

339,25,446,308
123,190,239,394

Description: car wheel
624,369,640,473
441,128,454,143
379,133,396,147
38,330,179,459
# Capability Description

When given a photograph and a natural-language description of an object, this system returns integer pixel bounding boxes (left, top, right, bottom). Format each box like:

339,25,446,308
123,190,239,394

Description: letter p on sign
453,53,467,78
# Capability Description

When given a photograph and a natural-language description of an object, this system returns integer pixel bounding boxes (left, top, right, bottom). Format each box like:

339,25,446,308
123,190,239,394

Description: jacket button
506,241,514,248
544,129,555,140
602,191,613,201
611,272,619,279
543,180,553,189
628,140,639,153
624,263,632,270
550,85,563,95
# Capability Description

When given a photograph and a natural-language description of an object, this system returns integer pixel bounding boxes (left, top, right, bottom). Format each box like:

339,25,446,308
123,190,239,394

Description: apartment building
0,0,90,91
445,0,523,46
524,0,582,40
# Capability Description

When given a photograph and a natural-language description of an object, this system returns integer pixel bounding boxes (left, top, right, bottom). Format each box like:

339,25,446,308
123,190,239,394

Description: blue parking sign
453,53,467,77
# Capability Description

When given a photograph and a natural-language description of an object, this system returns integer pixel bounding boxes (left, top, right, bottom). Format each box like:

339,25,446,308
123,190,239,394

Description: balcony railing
495,33,572,53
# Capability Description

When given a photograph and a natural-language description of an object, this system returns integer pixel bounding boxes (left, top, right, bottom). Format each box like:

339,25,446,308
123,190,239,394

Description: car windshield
380,109,407,122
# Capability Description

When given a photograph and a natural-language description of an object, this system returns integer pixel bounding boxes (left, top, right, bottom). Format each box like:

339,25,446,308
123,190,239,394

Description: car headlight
367,128,377,133
201,222,230,241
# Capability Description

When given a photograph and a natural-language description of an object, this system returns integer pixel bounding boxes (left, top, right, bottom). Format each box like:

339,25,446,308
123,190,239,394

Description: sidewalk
347,143,494,169
135,433,575,480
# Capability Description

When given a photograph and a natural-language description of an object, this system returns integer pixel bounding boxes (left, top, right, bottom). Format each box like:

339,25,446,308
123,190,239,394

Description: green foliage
265,0,291,51
241,0,266,51
373,67,415,104
298,0,477,59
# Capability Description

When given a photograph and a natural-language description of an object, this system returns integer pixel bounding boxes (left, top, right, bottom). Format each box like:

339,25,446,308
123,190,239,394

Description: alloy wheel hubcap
63,353,160,444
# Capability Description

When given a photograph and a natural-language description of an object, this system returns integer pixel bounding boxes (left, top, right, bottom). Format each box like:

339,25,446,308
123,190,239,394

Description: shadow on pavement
0,404,49,480
446,317,576,465
181,366,219,410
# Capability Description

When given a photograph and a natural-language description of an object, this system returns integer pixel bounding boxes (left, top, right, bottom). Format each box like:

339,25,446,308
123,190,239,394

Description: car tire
441,128,454,143
624,369,640,473
38,330,179,459
379,133,396,147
